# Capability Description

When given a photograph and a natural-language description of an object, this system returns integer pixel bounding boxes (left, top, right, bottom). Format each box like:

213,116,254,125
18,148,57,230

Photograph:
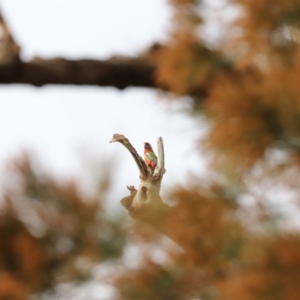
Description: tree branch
0,8,235,100
0,19,211,98
110,134,194,252
109,134,149,180
0,15,213,99
110,134,166,214
153,136,165,180
0,56,159,89
0,9,20,64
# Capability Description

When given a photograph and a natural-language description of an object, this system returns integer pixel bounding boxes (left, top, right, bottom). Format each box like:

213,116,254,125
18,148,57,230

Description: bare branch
120,186,137,212
153,136,165,180
0,34,228,100
0,40,211,99
0,56,158,89
109,134,150,180
111,134,166,215
0,9,20,64
110,134,194,252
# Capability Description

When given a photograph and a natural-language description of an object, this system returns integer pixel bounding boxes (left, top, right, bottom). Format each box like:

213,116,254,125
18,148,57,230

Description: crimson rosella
144,142,157,170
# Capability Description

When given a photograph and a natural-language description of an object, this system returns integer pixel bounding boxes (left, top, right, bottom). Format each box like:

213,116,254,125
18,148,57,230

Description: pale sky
0,1,204,207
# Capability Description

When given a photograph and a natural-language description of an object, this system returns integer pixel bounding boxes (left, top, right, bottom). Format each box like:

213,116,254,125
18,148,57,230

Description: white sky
0,1,204,207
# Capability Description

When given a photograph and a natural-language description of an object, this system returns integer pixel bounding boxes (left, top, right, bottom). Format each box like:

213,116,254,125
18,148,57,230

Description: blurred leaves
0,154,126,298
113,1,300,299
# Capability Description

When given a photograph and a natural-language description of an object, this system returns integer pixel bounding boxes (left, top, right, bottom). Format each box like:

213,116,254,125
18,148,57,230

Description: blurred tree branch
0,8,215,98
0,10,20,64
0,8,162,90
0,55,160,89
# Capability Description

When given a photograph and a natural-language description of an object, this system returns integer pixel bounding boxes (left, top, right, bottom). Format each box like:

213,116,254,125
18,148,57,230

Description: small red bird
144,142,157,169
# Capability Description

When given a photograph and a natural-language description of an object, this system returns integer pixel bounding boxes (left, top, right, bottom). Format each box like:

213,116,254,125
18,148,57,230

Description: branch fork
110,134,166,217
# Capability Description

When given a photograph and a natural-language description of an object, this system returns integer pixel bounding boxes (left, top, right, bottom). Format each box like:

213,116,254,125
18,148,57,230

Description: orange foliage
233,0,300,58
113,1,300,299
157,36,230,96
219,235,300,300
0,155,126,298
0,274,28,300
165,188,244,270
0,207,48,295
170,0,198,5
205,69,275,172
116,260,200,300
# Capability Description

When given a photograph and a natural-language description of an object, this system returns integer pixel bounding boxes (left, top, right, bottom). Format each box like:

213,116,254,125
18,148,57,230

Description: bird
144,142,157,170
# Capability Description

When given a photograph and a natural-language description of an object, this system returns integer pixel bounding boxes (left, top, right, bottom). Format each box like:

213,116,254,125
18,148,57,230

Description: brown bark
0,10,212,97
110,134,191,254
0,10,164,91
0,56,159,89
110,134,167,221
